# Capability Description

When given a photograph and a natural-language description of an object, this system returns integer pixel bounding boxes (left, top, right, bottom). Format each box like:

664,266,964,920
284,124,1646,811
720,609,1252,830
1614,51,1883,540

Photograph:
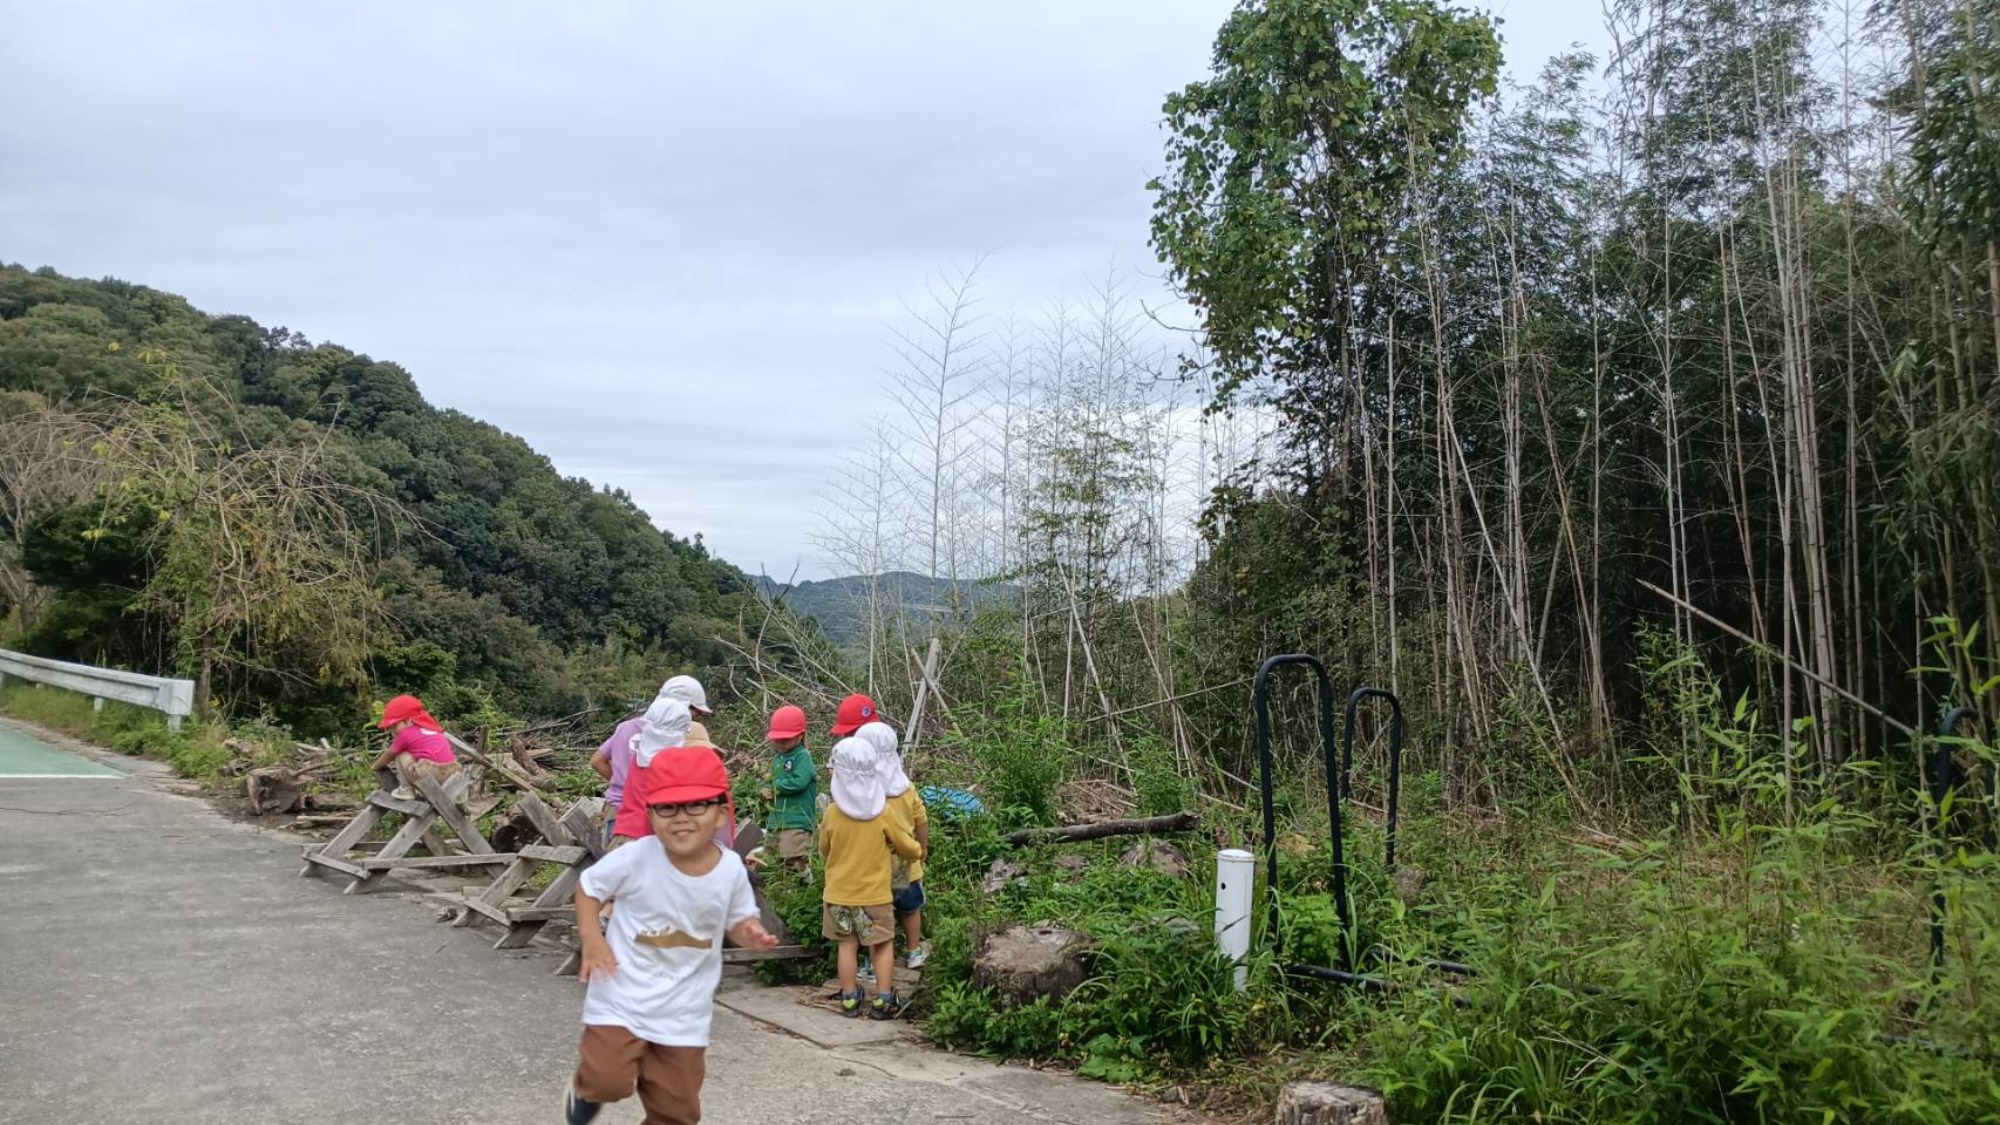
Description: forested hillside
0,264,797,734
753,571,1016,650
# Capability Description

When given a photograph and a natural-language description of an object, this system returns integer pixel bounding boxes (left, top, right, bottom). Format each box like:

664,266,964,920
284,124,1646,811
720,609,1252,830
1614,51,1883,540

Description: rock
1119,839,1189,879
1052,854,1091,874
1393,866,1428,902
972,925,1092,1008
982,857,1028,895
1275,1081,1388,1125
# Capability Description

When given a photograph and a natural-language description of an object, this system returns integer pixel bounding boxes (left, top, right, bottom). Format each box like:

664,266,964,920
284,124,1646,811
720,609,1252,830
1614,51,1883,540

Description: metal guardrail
0,649,195,730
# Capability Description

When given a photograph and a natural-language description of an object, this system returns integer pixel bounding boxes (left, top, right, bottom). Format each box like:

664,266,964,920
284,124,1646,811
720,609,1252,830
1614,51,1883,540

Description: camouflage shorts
821,902,895,946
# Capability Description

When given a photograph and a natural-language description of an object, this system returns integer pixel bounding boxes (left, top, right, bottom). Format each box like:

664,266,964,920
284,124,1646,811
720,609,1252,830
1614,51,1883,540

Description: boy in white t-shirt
566,744,777,1125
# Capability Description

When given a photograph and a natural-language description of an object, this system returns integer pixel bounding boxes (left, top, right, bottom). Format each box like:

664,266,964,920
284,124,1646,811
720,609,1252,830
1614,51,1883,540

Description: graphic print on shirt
633,928,712,951
577,838,758,1047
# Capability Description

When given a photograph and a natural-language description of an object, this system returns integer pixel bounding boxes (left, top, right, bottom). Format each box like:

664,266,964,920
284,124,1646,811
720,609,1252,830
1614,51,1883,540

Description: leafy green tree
1149,0,1500,483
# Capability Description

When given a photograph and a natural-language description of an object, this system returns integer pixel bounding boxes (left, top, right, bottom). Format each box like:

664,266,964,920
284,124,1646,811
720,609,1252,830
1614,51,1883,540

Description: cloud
2,0,1601,577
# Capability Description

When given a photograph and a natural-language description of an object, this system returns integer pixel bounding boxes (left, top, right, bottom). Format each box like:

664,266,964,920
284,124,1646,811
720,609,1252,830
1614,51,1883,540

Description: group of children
371,680,936,1124
550,679,934,1124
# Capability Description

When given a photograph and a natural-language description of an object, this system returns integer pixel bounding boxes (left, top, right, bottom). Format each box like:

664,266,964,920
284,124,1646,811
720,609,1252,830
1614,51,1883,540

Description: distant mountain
754,571,1017,648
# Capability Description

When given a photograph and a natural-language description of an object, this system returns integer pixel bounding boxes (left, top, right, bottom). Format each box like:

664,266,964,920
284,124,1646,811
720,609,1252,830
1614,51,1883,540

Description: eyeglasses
647,796,725,818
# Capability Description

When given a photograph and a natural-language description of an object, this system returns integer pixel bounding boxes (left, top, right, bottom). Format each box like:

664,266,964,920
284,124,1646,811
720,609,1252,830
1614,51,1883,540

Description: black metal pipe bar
1344,687,1406,872
1932,705,1975,968
1254,655,1340,966
1283,963,1393,992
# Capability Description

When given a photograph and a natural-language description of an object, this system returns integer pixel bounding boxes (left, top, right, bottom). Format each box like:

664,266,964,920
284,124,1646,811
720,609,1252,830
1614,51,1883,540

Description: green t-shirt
765,744,818,831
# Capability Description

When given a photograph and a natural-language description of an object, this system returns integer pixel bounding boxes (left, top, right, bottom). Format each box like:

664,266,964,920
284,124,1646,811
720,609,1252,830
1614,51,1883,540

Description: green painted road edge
0,722,124,778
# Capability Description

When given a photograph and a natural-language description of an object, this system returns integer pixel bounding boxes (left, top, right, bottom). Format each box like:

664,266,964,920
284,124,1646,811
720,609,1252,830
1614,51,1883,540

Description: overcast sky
2,0,1601,580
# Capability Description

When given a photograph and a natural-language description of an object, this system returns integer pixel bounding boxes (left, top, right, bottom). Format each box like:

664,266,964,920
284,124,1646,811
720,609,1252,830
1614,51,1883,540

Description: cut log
510,742,559,786
1275,1082,1388,1125
972,925,1091,1008
246,766,308,815
488,804,537,853
1004,811,1198,848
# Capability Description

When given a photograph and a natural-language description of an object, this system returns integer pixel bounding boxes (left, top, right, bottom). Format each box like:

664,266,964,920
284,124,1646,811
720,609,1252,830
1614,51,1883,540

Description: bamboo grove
802,0,2000,817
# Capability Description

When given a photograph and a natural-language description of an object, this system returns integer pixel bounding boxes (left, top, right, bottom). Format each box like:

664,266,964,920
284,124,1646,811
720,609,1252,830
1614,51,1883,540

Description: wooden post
906,637,943,750
1275,1082,1388,1125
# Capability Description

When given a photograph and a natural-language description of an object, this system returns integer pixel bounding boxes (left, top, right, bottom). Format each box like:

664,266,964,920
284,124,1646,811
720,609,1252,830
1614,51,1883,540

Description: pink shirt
598,717,644,808
391,725,455,764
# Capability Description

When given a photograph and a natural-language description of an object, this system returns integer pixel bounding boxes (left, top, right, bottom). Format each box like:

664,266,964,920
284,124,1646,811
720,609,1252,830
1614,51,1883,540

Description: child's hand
730,919,781,950
578,945,618,983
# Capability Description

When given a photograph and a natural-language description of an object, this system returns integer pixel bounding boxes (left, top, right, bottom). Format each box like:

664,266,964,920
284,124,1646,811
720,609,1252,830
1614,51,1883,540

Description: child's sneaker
839,988,866,1018
870,991,903,1020
906,941,931,970
563,1084,601,1125
391,785,417,801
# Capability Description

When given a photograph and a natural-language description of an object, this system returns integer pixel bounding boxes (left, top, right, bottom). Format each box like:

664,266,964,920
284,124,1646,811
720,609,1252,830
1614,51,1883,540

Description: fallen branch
288,814,352,829
1005,810,1199,848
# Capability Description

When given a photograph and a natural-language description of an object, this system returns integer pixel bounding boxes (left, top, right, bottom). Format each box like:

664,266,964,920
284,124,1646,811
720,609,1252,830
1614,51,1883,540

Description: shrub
945,684,1071,828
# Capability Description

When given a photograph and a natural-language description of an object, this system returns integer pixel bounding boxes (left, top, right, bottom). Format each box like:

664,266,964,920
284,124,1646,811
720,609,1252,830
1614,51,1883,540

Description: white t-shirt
578,837,758,1047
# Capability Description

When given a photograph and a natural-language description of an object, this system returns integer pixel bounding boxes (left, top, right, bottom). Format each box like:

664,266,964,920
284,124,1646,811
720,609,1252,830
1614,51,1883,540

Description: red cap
639,745,731,806
377,695,430,729
831,693,876,737
767,705,808,740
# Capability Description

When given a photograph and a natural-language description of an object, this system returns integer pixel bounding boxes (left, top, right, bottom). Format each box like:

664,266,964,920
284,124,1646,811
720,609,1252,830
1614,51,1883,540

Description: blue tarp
919,785,985,819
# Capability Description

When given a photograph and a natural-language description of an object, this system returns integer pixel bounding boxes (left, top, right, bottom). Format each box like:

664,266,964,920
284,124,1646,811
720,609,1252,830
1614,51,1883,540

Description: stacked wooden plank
299,772,513,894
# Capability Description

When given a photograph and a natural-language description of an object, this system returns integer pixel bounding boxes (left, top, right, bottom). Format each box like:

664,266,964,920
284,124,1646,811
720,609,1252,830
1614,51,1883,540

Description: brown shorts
822,902,896,946
574,1024,704,1125
774,829,813,859
392,753,460,786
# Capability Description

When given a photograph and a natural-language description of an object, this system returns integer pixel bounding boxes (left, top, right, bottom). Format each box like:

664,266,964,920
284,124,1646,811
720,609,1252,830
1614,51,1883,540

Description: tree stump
972,925,1091,1007
1392,866,1429,902
245,766,307,815
1275,1082,1388,1125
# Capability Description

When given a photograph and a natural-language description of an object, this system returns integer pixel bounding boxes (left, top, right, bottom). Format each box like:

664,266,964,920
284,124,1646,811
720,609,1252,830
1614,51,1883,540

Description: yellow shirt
817,804,921,907
884,787,929,885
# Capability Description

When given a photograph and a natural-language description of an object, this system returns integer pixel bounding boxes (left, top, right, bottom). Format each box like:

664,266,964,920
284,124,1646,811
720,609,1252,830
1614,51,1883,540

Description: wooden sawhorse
300,773,513,893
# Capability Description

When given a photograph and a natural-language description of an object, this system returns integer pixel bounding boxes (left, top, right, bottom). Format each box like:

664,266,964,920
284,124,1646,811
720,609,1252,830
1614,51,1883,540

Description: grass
871,695,2000,1124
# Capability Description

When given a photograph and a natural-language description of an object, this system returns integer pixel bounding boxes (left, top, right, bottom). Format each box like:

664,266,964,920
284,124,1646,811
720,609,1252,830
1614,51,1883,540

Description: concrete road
0,723,1168,1125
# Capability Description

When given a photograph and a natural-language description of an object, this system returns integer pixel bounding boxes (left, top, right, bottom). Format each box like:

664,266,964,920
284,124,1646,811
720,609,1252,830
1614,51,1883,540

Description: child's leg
903,907,923,948
573,1025,646,1107
836,937,859,993
386,753,423,795
635,1043,705,1125
868,937,895,996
